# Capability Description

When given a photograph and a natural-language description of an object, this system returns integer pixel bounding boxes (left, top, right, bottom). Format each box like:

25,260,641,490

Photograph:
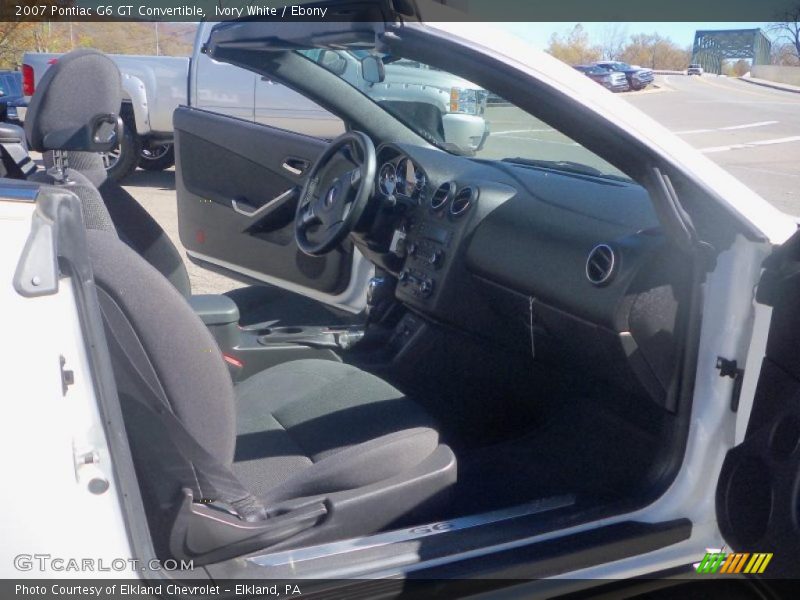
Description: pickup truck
22,52,188,179
22,22,489,181
0,71,26,124
594,61,654,91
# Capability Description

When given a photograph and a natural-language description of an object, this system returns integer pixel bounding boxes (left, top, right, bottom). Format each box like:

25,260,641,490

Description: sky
497,22,772,51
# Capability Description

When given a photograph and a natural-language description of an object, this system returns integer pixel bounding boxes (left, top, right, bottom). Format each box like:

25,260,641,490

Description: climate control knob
419,279,434,297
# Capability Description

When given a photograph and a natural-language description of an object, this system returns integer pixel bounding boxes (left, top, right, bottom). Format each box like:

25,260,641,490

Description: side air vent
585,244,617,286
431,182,455,211
450,186,476,217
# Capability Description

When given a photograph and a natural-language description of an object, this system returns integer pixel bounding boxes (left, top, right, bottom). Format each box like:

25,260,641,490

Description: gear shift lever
365,276,394,326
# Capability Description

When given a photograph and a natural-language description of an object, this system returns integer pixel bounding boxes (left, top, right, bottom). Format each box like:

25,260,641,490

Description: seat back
87,230,241,544
24,49,192,296
42,150,192,296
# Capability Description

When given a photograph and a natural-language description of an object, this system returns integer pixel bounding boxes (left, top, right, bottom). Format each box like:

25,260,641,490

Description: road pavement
627,75,800,216
483,75,800,215
122,169,243,294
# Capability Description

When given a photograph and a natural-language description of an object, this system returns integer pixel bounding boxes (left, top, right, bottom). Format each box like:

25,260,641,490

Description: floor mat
451,397,661,516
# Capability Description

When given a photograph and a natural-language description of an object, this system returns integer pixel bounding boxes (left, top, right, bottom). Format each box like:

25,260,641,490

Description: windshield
297,50,629,181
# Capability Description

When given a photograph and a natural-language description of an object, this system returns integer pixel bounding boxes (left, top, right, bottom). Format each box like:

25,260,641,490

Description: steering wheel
295,131,376,256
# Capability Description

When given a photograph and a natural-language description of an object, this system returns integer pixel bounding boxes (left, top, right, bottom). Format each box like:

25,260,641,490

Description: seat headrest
25,49,123,153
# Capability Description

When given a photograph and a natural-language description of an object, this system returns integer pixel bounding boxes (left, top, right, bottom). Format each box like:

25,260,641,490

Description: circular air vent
430,182,455,211
585,244,617,286
450,186,477,217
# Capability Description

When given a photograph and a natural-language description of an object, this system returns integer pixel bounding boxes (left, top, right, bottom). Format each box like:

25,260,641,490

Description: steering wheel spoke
349,167,362,188
297,200,320,229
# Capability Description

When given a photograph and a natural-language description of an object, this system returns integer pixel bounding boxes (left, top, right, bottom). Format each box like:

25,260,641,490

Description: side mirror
361,55,385,84
316,50,347,76
0,87,5,98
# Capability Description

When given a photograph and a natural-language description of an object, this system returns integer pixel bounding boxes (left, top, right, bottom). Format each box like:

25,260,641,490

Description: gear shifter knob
366,277,394,322
367,276,389,305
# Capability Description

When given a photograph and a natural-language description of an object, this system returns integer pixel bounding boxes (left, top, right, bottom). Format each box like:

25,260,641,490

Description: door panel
174,107,354,296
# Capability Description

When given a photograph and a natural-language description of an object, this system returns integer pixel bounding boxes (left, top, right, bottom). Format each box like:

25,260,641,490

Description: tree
0,22,196,69
0,23,25,67
620,33,691,71
545,24,601,65
722,59,752,77
769,4,800,64
599,24,628,61
0,23,72,68
772,41,800,65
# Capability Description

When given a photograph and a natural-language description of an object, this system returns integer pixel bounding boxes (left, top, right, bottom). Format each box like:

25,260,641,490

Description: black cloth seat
85,228,456,557
234,360,439,503
23,48,356,327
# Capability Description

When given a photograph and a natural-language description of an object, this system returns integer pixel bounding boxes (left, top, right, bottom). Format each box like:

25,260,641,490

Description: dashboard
356,141,690,410
367,144,511,311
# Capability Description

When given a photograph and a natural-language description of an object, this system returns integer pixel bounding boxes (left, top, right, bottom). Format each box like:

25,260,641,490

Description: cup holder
254,325,364,350
259,326,305,337
256,325,343,348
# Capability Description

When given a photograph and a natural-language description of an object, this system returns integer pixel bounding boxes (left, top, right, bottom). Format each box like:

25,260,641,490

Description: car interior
1,19,755,578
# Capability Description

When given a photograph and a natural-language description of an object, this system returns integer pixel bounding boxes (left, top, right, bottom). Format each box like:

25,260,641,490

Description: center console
394,181,476,311
188,294,352,381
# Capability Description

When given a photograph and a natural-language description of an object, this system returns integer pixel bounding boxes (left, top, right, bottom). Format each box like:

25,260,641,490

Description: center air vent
450,186,476,217
430,182,455,211
585,244,616,286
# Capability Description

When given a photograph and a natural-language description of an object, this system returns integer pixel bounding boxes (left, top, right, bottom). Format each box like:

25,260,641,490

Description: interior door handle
231,189,295,218
283,158,310,176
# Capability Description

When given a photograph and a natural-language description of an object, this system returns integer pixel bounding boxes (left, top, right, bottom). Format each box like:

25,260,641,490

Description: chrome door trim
231,188,295,218
248,495,576,568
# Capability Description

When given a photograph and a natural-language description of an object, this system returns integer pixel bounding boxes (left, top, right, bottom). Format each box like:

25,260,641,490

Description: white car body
688,64,705,76
1,18,794,587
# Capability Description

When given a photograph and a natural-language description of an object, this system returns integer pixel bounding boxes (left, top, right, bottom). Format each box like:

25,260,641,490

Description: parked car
22,28,488,182
595,60,654,90
0,71,25,124
3,7,800,595
687,63,704,76
573,64,630,92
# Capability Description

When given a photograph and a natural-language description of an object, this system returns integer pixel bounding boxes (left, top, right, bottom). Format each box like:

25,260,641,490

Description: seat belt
0,139,37,178
95,286,267,523
0,124,37,178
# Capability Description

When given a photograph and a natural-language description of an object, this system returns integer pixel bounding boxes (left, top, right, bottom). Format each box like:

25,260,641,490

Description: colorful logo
696,552,773,574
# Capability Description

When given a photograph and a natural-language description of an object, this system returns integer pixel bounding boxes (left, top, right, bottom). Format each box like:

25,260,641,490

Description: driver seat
86,226,456,561
21,48,357,327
